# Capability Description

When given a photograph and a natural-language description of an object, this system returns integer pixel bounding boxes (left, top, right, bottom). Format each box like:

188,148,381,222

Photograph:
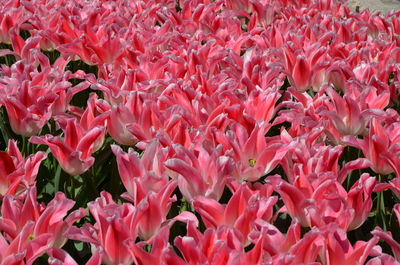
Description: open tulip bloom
1,0,400,264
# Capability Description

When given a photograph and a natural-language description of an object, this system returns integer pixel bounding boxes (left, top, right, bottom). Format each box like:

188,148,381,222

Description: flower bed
0,0,400,264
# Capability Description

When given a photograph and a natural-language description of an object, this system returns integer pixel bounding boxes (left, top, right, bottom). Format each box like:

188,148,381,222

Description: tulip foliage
1,0,400,264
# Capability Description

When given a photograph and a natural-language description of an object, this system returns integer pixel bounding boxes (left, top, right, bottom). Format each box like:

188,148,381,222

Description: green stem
50,119,56,135
0,108,10,145
179,197,193,213
376,174,387,231
54,164,61,193
4,54,9,66
179,197,188,213
22,136,27,156
71,175,76,199
143,244,152,253
345,146,352,190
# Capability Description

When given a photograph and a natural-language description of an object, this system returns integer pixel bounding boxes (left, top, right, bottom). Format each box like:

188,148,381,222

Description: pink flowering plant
1,0,400,264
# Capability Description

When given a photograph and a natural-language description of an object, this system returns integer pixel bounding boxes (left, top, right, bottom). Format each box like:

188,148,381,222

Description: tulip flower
366,254,399,265
248,219,301,260
58,94,109,153
174,223,244,265
107,92,160,146
215,121,292,182
379,178,400,199
344,119,400,176
0,139,46,197
0,221,52,265
327,62,354,91
67,191,196,265
67,192,138,265
321,87,369,136
91,69,149,105
243,87,280,124
30,117,105,176
47,248,104,265
135,180,178,240
280,130,343,183
0,187,85,264
282,45,329,92
320,87,388,136
0,187,85,247
58,22,126,66
111,140,170,205
371,227,400,262
0,7,25,43
253,223,324,264
271,173,375,230
319,224,379,265
126,226,187,265
346,174,377,230
193,183,277,243
165,143,232,201
47,248,79,265
2,81,57,137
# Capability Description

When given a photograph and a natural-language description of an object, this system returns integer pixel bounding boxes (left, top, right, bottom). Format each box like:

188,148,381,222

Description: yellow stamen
249,158,256,167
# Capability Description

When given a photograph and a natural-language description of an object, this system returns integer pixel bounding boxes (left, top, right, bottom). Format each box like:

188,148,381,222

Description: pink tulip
215,121,292,182
243,88,280,124
30,117,105,176
111,140,169,205
165,143,232,201
58,93,109,153
9,33,41,61
0,187,85,247
68,190,195,265
249,1,275,27
372,227,400,262
321,87,368,136
2,81,57,136
248,219,301,261
319,224,379,265
271,173,375,230
67,192,138,265
174,224,244,265
0,7,25,43
280,131,343,183
273,227,324,264
375,178,400,199
327,62,354,91
47,248,78,265
0,221,52,265
51,79,91,116
0,140,46,197
159,113,197,149
58,22,126,66
282,45,328,92
254,223,378,264
292,55,312,92
320,86,388,137
346,174,377,230
366,254,400,265
344,119,400,175
126,226,186,265
107,92,160,146
0,47,91,117
74,93,110,131
48,247,104,265
0,187,84,264
194,183,277,244
136,180,177,240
